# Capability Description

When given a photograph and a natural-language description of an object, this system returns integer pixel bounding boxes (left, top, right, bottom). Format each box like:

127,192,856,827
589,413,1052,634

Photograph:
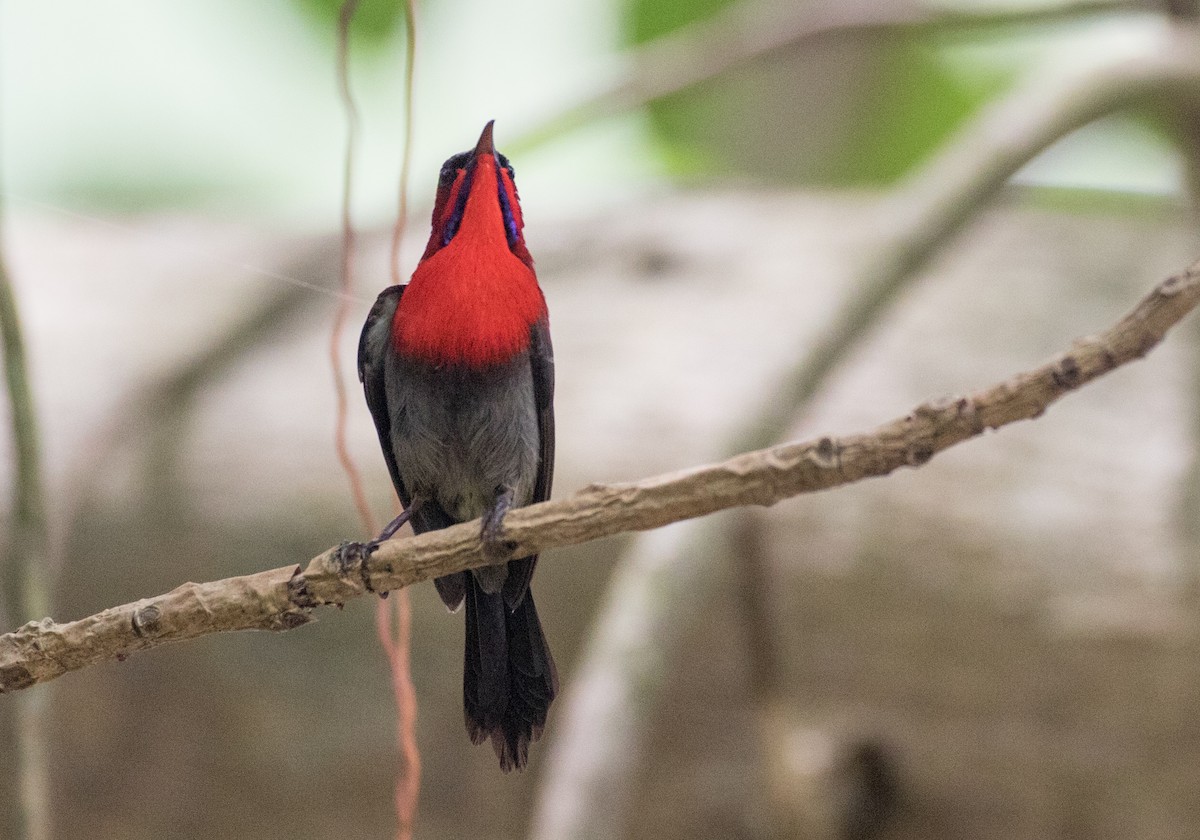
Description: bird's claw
334,539,383,596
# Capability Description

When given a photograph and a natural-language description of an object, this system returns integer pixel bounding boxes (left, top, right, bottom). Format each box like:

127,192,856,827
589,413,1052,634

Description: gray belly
384,353,540,522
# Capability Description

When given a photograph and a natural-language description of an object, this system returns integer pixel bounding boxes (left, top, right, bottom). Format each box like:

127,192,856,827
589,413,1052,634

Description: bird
355,120,557,771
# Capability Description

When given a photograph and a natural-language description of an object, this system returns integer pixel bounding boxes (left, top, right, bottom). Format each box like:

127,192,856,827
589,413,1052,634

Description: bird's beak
473,120,496,158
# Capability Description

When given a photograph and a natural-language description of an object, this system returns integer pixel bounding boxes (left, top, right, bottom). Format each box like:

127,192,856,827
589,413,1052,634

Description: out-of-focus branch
532,33,1200,840
334,2,421,838
333,0,376,533
2,259,1199,693
0,191,48,649
381,3,422,838
1161,2,1200,603
388,0,418,286
740,33,1200,452
507,0,1148,156
0,130,51,840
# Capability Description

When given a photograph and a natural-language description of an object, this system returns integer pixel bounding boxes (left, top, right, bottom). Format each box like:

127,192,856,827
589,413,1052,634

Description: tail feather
463,575,558,772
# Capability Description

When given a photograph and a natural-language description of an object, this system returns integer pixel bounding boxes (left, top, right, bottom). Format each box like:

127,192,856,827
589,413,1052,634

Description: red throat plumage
392,133,546,368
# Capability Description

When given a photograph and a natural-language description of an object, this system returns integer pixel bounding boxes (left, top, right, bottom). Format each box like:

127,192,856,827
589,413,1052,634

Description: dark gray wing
361,283,468,610
503,316,554,609
529,316,555,506
357,284,410,508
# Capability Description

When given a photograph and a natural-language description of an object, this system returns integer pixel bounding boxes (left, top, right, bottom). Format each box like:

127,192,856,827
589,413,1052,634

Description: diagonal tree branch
0,258,1198,695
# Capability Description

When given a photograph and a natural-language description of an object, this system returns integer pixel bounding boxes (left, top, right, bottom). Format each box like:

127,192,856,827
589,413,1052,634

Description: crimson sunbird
356,121,557,772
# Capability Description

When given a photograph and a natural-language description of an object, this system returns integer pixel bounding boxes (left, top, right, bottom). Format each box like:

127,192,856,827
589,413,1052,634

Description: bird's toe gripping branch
333,539,384,596
328,506,416,598
286,538,387,612
480,486,518,566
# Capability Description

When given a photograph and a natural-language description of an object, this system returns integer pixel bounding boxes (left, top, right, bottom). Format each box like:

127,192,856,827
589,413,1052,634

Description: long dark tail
463,575,558,772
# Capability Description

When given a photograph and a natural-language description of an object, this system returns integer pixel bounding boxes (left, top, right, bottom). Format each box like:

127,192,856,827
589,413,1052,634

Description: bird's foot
333,539,383,595
481,486,518,566
377,505,415,542
333,504,417,597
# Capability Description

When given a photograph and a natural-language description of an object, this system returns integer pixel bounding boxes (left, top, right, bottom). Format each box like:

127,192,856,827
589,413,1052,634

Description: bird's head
421,120,532,268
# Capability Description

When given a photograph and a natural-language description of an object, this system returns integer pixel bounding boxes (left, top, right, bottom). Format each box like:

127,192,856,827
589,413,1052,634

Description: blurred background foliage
625,0,1005,184
294,0,408,48
2,0,1198,839
0,0,1184,223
